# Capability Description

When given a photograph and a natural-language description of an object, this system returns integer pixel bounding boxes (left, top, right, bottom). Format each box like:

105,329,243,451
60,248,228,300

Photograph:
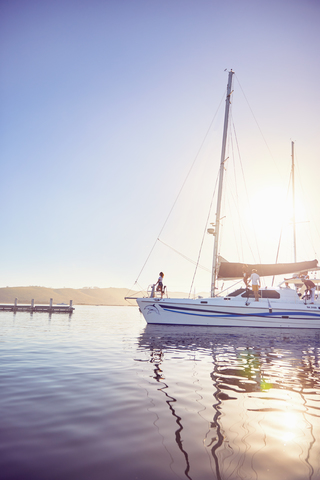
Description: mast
210,70,234,297
291,141,297,263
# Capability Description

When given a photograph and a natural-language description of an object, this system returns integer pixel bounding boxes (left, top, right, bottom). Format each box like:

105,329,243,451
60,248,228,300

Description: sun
232,185,307,263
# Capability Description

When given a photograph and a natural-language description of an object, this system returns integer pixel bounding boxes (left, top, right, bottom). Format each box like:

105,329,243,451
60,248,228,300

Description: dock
0,298,74,314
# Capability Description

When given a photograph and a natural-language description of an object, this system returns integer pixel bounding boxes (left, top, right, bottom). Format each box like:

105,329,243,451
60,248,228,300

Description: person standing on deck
250,269,261,302
242,265,249,288
155,272,164,298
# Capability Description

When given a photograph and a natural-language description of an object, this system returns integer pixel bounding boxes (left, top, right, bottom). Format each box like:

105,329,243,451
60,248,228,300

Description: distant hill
0,286,207,306
0,287,139,306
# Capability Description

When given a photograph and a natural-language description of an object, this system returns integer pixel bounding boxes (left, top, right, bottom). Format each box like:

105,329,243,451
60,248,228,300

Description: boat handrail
147,284,167,298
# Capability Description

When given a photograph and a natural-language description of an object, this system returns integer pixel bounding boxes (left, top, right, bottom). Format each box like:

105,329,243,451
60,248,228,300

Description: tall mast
210,70,234,297
291,141,297,263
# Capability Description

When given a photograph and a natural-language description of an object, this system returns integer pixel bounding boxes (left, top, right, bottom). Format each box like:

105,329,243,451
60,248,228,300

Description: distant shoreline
0,286,205,307
0,286,138,307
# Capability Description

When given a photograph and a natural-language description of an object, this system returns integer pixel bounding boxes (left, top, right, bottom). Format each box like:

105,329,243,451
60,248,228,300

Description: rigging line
229,117,243,261
188,172,220,298
211,96,235,272
292,168,318,261
216,123,233,266
231,117,261,263
271,172,292,286
305,225,317,258
217,104,232,260
226,111,249,263
124,282,147,299
158,238,211,272
125,279,147,295
235,74,280,178
295,151,320,251
133,90,227,285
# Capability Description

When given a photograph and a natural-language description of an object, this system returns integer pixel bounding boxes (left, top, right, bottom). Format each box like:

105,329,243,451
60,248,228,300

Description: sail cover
218,259,318,279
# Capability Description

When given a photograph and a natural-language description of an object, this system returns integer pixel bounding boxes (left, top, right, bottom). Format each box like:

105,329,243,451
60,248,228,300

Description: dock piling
0,299,74,314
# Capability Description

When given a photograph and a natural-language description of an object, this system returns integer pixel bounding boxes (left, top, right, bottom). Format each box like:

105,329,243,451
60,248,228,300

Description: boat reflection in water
137,325,320,480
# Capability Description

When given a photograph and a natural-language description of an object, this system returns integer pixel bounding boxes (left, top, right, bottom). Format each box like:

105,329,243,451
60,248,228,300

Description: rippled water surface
1,306,320,480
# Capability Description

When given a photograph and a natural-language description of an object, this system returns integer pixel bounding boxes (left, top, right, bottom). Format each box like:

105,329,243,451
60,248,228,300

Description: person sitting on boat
155,272,165,298
250,269,261,302
302,276,316,304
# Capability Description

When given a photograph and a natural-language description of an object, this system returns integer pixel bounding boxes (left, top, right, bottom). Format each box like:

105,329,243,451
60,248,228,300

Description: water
1,306,320,480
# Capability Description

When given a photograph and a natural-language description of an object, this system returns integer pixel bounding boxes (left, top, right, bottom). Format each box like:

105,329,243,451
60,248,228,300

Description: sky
1,0,320,293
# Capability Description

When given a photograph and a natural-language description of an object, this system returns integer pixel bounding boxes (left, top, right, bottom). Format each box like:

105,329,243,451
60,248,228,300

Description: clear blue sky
1,0,320,291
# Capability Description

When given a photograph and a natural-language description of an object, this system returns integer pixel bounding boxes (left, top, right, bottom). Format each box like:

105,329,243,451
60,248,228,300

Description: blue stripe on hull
160,305,320,319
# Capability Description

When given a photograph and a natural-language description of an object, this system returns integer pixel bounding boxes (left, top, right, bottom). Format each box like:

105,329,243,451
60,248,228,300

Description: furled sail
218,259,318,279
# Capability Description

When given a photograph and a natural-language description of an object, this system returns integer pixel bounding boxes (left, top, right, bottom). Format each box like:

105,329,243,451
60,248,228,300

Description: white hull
136,295,320,329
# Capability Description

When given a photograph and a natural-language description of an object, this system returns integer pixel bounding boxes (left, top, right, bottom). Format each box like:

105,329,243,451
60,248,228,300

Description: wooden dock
0,298,74,314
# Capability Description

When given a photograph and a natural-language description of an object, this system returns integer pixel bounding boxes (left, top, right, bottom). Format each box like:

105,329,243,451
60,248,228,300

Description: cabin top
226,287,303,301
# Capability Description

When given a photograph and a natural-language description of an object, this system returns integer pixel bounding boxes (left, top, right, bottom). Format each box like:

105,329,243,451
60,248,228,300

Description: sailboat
130,70,320,328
